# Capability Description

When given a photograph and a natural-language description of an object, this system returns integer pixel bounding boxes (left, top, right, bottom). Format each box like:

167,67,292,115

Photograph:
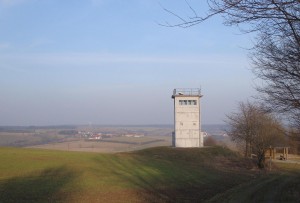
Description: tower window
179,100,197,105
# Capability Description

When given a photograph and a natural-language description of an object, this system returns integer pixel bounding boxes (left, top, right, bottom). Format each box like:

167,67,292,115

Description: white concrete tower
172,88,203,147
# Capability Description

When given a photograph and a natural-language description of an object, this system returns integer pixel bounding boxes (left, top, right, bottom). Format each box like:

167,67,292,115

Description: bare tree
226,102,257,158
163,0,300,128
226,101,285,168
204,136,217,146
253,29,300,128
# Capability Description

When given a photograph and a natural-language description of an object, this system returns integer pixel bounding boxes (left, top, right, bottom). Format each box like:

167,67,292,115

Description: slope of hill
0,146,299,202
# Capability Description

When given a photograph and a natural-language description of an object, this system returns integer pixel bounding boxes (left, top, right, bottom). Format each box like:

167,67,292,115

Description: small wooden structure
265,146,289,160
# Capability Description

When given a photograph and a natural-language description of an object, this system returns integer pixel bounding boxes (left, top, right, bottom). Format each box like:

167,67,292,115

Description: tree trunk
257,150,265,169
245,141,249,158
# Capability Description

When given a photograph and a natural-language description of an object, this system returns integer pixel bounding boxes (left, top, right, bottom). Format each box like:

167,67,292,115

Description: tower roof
172,88,202,98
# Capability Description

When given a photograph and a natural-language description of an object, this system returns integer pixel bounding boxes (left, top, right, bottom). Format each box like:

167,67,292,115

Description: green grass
208,169,300,203
0,146,299,202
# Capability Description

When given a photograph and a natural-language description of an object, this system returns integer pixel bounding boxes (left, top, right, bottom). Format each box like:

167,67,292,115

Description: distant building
172,88,203,147
88,135,102,140
123,134,144,138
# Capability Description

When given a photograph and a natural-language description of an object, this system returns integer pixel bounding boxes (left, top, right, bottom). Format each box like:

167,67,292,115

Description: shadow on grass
0,166,76,203
93,147,254,203
208,172,300,203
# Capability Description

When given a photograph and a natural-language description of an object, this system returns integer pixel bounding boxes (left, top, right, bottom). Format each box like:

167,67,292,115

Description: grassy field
0,146,299,202
0,126,173,151
0,131,67,147
28,136,171,153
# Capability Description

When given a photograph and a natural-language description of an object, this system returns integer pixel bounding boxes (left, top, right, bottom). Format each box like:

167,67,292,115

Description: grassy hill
0,146,299,202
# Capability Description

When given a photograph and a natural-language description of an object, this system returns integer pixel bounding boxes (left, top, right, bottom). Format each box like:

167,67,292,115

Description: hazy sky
0,0,256,126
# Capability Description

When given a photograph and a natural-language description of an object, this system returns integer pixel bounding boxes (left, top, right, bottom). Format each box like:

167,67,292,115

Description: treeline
0,125,77,133
58,130,78,135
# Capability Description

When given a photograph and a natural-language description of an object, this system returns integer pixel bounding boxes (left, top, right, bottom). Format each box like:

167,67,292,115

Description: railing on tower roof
172,88,202,97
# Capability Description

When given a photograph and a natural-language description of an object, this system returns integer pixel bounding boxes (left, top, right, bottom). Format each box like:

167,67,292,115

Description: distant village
68,130,227,141
77,131,145,140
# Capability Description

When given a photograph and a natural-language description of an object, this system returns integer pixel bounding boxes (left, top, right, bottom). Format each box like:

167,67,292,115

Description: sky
0,0,256,126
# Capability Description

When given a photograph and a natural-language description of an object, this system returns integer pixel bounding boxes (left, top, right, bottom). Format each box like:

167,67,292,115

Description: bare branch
161,0,300,129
